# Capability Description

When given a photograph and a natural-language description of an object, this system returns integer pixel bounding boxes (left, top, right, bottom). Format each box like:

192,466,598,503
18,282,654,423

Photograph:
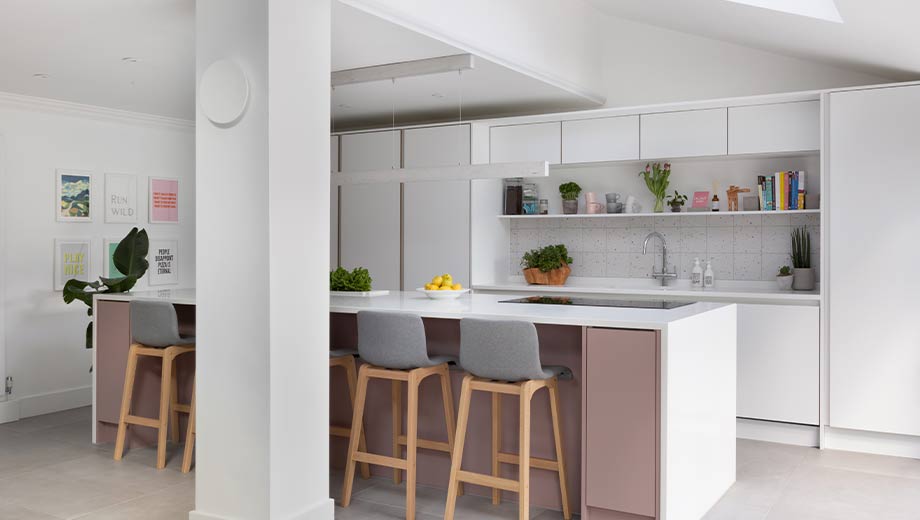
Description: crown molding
0,91,194,130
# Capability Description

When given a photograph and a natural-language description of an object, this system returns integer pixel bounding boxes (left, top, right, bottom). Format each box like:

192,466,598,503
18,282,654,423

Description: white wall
0,93,195,418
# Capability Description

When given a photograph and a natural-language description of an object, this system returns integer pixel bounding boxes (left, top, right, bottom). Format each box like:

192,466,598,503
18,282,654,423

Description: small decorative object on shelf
690,191,710,212
585,192,604,214
790,227,815,291
638,162,671,213
521,244,572,285
522,182,539,214
503,178,523,215
559,182,581,215
726,185,751,211
538,199,549,215
776,265,794,291
667,190,687,213
703,259,715,288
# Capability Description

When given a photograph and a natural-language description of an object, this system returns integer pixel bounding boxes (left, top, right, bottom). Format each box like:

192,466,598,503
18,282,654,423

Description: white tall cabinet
828,84,920,436
330,135,339,269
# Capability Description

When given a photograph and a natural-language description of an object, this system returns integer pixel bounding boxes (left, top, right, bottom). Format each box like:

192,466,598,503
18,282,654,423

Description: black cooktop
499,296,694,310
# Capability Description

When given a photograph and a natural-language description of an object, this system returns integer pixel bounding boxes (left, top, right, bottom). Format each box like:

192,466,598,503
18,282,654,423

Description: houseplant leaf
113,228,150,278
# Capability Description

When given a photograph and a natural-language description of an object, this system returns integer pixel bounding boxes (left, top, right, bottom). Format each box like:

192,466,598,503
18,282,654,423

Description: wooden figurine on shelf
726,185,751,211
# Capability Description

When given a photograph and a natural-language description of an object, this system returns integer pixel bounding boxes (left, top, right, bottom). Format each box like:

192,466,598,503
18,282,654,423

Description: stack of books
757,171,806,211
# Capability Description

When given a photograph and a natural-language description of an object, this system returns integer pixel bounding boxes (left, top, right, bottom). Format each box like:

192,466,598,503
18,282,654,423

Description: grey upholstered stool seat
355,310,457,369
458,318,572,382
329,348,358,358
130,300,195,346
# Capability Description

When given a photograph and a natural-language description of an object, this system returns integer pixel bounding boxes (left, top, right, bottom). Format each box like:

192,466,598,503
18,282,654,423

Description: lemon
424,283,434,290
432,276,443,286
439,285,452,291
451,283,462,290
442,273,452,282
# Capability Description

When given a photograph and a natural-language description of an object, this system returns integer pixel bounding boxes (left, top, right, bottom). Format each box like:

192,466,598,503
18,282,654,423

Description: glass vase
653,196,665,213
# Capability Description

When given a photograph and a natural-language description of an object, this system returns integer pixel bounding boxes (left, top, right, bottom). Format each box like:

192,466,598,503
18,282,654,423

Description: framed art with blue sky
56,169,93,222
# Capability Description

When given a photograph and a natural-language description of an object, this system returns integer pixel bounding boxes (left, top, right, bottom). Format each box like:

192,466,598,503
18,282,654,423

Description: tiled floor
2,408,920,519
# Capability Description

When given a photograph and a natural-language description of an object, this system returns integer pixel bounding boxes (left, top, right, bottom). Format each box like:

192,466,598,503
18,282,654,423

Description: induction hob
499,296,695,310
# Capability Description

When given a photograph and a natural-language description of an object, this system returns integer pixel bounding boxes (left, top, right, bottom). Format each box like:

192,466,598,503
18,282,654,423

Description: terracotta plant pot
522,264,571,286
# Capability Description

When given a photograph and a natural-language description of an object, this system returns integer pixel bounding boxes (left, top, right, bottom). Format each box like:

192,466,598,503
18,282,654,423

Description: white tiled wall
509,213,820,282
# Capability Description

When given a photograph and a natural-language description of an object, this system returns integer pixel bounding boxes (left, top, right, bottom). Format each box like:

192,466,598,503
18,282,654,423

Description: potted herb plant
776,265,794,290
559,182,581,215
639,162,672,213
791,227,815,290
521,244,573,285
667,190,687,213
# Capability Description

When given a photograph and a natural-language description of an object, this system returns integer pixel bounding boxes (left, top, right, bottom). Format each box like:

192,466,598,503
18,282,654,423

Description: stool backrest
357,311,430,369
460,318,546,381
130,301,183,348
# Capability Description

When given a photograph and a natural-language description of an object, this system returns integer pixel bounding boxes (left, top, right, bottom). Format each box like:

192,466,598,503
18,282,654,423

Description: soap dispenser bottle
691,258,703,288
703,260,715,289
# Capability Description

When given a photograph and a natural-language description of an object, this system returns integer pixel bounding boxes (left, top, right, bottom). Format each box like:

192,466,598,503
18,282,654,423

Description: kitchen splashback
509,213,820,282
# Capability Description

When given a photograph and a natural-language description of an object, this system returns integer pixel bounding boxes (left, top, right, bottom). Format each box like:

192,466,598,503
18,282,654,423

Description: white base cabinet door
738,304,819,425
339,183,401,291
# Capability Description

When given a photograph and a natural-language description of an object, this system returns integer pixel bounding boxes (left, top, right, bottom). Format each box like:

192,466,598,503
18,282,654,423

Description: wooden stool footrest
124,415,160,428
171,404,191,414
352,451,408,470
396,435,451,453
456,471,520,492
330,425,351,438
496,452,560,471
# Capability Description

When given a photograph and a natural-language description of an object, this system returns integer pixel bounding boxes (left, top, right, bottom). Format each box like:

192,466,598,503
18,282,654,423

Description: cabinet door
828,85,920,436
738,304,819,425
562,116,639,164
340,130,400,172
330,135,339,269
640,108,727,159
403,125,471,288
729,101,820,154
490,122,561,164
585,327,658,518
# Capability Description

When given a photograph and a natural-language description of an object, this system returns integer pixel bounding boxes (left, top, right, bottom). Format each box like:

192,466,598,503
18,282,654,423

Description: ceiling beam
332,53,474,87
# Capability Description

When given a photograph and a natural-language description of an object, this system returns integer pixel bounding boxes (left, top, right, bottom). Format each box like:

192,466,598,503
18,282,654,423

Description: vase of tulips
639,162,672,213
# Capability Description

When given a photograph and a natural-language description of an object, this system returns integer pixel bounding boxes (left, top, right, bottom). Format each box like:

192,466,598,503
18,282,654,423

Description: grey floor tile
70,482,194,520
0,503,62,520
802,447,920,481
0,407,91,434
0,430,99,478
335,498,440,520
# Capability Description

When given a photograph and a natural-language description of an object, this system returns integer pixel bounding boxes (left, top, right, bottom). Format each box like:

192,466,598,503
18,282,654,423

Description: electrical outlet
4,377,11,396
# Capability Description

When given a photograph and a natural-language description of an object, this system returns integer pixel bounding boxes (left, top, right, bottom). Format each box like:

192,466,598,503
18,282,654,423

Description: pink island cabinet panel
582,327,660,520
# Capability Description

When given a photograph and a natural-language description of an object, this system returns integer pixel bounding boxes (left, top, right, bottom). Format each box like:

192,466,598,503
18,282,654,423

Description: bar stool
341,311,461,520
114,301,195,470
445,318,572,520
330,349,370,480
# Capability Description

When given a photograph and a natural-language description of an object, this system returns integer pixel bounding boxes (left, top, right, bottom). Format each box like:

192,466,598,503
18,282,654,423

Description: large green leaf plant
63,227,150,349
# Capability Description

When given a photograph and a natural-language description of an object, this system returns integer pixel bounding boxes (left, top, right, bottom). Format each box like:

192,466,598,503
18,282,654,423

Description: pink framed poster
149,177,179,224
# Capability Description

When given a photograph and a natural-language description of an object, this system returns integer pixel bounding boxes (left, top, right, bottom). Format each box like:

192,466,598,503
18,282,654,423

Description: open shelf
497,209,820,219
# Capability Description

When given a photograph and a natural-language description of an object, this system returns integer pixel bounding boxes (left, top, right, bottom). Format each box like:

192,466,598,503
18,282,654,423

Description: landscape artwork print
57,170,92,222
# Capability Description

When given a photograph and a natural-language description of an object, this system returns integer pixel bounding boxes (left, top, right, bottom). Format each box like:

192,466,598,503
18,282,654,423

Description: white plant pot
792,268,816,291
776,275,794,291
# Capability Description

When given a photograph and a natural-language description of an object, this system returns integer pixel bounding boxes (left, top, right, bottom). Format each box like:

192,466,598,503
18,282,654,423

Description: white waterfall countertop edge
94,288,197,305
330,291,730,330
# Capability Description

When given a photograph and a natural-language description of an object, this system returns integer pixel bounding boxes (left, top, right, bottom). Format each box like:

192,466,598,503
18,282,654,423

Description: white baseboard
737,417,819,447
0,399,21,424
189,499,334,520
17,385,92,418
824,427,920,459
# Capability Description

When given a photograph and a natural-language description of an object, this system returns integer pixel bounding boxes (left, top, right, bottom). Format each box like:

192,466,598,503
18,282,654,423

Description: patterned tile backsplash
509,213,820,282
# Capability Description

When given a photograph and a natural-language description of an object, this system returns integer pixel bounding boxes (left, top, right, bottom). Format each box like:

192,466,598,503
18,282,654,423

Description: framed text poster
149,177,179,224
104,173,138,223
148,239,179,286
54,238,91,290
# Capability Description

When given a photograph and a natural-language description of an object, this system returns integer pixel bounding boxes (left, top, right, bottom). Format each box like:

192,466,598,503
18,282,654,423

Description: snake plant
791,227,811,269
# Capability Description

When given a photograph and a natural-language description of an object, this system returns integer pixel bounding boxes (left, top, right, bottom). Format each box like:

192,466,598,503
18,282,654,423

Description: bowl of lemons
417,274,470,300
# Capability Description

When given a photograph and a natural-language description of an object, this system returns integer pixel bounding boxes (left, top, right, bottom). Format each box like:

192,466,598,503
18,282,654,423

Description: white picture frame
104,173,138,223
54,238,92,291
102,237,124,279
148,177,179,224
56,169,93,222
148,239,179,286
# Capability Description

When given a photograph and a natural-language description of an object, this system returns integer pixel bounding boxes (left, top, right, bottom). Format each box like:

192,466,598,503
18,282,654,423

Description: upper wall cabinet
403,124,470,168
640,108,727,159
729,101,820,154
562,116,640,164
490,122,561,165
341,130,401,172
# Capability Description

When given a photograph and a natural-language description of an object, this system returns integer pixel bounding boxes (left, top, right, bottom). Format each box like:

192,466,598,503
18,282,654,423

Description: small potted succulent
791,227,815,291
521,244,573,285
776,265,794,290
667,190,687,213
559,182,582,215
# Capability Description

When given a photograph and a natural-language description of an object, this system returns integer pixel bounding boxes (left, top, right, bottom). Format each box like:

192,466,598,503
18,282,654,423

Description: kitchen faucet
642,231,678,286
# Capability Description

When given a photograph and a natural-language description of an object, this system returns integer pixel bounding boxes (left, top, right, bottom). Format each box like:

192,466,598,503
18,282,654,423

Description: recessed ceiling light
32,73,49,79
431,93,445,98
121,57,139,63
723,0,843,23
336,103,351,109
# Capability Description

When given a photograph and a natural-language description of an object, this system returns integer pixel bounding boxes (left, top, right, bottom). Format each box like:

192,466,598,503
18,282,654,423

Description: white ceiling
587,0,920,81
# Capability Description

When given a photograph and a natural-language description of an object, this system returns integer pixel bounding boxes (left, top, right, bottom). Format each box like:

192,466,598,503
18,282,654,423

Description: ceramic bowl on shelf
416,288,471,300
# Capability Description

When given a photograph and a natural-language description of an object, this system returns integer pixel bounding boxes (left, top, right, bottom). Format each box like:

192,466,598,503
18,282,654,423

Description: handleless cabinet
640,108,727,159
490,122,561,165
562,116,640,164
331,135,339,269
729,101,820,154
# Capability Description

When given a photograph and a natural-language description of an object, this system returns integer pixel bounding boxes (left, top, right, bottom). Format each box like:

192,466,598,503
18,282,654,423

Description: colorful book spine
797,170,806,209
765,176,775,210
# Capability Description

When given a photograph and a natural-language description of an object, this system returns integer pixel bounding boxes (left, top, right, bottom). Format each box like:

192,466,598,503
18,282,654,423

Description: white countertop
330,291,730,330
474,277,820,304
94,288,196,305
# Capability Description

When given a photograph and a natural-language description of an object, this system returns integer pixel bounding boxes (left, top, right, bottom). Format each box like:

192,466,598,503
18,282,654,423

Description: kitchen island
331,291,737,520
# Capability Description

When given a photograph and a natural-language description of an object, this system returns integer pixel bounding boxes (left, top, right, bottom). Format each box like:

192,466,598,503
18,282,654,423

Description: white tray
330,290,390,297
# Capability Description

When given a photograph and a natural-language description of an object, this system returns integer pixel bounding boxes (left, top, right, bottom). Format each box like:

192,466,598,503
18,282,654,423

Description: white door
402,125,471,289
828,84,920,436
0,134,6,402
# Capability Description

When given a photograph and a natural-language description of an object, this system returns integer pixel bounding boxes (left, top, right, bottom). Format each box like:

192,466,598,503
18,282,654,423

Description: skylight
723,0,843,23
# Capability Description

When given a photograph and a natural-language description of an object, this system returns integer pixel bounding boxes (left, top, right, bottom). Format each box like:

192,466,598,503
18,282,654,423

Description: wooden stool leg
439,366,464,497
406,371,420,520
391,379,402,485
548,379,572,520
156,351,174,470
444,374,473,520
518,382,535,520
169,358,180,443
343,356,371,480
181,380,196,473
341,364,369,507
491,391,502,505
114,344,140,461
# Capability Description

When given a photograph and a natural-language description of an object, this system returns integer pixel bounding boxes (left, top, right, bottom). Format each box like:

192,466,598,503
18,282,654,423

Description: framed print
148,239,179,286
54,238,91,290
104,173,138,223
102,238,126,278
149,177,179,224
56,170,93,222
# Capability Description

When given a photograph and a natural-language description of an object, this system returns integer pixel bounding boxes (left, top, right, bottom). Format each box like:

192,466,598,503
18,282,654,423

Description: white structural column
194,1,331,519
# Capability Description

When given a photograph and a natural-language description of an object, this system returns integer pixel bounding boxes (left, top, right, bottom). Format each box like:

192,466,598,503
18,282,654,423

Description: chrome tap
642,231,678,286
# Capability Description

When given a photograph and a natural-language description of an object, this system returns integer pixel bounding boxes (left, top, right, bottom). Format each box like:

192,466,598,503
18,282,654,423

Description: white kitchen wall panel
340,130,400,172
640,108,727,159
331,135,339,269
490,122,561,165
728,101,820,155
828,84,920,436
562,116,640,164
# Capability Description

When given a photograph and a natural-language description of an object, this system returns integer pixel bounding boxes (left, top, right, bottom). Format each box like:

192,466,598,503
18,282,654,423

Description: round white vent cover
199,59,250,126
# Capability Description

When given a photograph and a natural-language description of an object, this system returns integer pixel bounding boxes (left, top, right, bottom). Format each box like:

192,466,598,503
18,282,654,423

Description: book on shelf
759,170,807,211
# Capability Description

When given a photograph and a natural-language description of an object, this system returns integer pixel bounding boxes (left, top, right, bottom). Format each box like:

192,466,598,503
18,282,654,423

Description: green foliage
558,182,582,201
521,244,573,272
62,227,150,349
778,265,792,276
791,227,811,268
639,163,672,211
667,190,687,206
330,267,373,292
